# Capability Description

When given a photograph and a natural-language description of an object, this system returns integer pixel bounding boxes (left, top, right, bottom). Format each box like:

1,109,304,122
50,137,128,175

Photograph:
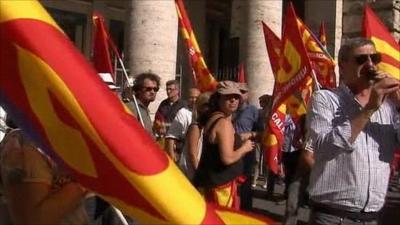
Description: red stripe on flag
381,53,400,68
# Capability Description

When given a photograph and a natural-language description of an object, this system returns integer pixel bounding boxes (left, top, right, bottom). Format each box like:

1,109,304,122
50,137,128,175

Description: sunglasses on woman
354,53,382,65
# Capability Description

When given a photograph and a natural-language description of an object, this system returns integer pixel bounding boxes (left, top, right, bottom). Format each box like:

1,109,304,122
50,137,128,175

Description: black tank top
193,117,243,188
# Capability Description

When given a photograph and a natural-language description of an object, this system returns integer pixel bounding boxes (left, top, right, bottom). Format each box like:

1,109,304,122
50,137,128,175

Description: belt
311,202,379,222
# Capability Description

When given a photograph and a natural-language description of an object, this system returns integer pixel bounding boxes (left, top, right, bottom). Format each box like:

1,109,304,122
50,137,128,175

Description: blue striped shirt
307,84,400,212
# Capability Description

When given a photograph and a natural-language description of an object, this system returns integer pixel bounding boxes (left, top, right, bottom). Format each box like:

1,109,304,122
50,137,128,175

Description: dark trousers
309,210,378,225
240,151,256,211
282,151,301,198
283,169,310,225
266,169,279,196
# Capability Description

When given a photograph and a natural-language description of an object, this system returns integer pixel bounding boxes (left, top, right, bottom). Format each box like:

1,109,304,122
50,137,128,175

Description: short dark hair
132,72,161,92
338,38,375,64
166,80,179,88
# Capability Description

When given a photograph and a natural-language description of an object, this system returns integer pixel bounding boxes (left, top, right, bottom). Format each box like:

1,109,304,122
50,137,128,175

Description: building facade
40,0,400,111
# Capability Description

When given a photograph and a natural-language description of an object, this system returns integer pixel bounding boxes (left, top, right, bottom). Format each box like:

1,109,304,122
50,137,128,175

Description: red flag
0,1,276,224
297,18,336,88
92,12,114,80
319,22,327,48
175,0,217,92
363,5,400,79
263,3,313,174
237,63,246,83
262,22,282,76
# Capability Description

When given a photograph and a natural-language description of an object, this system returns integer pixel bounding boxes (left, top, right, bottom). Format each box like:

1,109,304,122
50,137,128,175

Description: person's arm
7,181,86,225
215,119,255,165
164,138,177,161
1,141,86,225
238,131,258,142
300,149,314,171
187,124,201,169
350,76,399,143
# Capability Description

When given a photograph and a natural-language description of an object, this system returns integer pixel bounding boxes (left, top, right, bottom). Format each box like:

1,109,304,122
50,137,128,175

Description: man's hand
366,71,400,111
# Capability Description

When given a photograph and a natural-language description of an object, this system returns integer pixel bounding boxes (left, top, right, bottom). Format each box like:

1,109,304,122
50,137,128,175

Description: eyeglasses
354,53,382,65
143,87,159,92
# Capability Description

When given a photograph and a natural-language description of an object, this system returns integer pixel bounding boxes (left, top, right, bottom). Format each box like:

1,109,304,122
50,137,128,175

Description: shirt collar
339,83,363,107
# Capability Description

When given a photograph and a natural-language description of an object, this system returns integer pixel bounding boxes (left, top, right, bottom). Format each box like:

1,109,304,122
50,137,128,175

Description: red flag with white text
263,3,313,174
297,18,336,88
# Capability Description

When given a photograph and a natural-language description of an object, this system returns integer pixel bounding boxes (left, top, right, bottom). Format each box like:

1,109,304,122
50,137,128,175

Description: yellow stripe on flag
121,159,207,224
372,37,400,61
216,211,270,225
0,0,62,33
378,62,400,79
17,46,97,177
97,158,207,224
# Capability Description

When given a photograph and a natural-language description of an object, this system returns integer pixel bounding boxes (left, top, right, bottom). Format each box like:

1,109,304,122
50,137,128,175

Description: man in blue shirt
234,83,260,212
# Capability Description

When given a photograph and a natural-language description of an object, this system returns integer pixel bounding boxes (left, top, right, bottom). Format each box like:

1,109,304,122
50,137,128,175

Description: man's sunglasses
143,87,159,92
354,53,382,65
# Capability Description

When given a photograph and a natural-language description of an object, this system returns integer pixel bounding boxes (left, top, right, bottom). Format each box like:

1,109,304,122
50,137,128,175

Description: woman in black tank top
193,81,255,208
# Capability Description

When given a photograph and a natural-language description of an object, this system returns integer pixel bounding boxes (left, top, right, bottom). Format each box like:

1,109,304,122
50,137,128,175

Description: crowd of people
0,37,400,225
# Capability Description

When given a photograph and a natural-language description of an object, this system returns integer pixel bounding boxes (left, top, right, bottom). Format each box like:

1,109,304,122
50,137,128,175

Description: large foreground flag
0,1,274,224
175,0,218,92
363,5,400,79
263,3,313,174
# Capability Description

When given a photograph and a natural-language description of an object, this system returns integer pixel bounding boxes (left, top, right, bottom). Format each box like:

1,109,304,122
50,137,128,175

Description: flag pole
311,69,321,91
115,55,145,127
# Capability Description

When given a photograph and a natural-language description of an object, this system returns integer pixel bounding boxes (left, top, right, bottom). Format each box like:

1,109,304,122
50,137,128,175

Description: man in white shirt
0,106,7,142
165,88,200,162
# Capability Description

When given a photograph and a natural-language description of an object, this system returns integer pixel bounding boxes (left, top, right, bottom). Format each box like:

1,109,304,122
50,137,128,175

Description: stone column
129,0,178,115
230,0,245,39
240,0,282,106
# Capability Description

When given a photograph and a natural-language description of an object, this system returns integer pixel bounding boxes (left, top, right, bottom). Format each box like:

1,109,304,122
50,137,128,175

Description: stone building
40,0,400,112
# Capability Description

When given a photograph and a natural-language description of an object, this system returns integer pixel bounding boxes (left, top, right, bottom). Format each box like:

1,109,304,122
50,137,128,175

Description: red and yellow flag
0,1,274,224
92,12,115,80
175,0,217,92
262,22,282,75
263,3,313,174
363,5,400,79
237,63,246,83
297,18,336,89
319,22,327,48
